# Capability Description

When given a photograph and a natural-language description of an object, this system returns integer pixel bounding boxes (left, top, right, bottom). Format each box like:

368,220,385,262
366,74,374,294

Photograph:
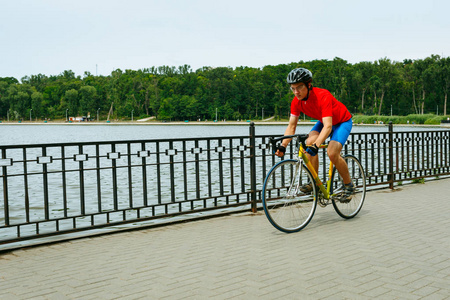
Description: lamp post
97,108,100,122
66,109,69,122
30,109,33,122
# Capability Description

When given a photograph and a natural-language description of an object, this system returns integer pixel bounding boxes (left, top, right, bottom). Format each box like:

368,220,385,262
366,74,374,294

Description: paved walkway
0,179,449,299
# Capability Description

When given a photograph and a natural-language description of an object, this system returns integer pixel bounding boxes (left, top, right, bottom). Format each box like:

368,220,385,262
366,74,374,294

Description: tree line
0,55,448,121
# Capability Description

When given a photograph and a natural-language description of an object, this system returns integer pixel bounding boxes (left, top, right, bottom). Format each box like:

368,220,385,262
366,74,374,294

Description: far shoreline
0,120,448,128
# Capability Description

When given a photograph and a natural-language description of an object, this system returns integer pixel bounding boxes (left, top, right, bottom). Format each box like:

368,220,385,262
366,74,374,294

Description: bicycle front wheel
262,159,318,233
331,154,366,219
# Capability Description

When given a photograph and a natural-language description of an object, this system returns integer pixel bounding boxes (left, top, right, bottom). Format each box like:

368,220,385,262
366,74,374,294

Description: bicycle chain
317,192,330,207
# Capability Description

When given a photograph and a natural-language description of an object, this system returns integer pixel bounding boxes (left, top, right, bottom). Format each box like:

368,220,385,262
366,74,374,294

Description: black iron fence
1,123,449,247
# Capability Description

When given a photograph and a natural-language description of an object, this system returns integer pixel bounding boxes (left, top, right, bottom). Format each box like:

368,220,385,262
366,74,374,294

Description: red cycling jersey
290,87,352,125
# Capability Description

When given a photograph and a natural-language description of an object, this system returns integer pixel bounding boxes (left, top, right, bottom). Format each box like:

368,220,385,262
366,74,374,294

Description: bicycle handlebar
270,134,309,143
269,134,309,154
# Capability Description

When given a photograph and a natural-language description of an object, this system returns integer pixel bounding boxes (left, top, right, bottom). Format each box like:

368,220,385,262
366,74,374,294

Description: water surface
1,123,442,146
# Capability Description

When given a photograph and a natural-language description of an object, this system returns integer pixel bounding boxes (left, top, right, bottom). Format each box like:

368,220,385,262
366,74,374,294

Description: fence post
388,121,394,189
249,122,257,213
1,148,10,226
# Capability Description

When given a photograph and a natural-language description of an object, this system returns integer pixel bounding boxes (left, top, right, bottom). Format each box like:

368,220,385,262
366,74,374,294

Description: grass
352,114,449,125
412,178,425,184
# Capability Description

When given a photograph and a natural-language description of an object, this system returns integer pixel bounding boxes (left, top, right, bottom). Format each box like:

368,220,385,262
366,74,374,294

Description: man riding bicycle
275,68,354,200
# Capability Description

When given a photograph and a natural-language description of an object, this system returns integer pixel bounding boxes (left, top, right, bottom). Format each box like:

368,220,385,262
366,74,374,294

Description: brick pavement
0,178,449,299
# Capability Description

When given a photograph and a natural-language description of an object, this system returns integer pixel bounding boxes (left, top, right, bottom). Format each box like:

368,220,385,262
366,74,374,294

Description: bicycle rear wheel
331,154,366,219
262,159,318,233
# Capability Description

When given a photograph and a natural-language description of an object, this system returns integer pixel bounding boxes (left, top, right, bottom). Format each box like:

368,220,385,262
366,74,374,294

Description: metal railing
1,123,449,247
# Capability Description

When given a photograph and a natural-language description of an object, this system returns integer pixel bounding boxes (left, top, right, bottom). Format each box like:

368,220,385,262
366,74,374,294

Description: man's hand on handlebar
275,145,286,157
271,134,309,157
305,144,319,156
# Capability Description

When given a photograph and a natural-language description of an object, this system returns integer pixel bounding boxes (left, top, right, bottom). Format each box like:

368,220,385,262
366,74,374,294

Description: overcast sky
1,0,449,80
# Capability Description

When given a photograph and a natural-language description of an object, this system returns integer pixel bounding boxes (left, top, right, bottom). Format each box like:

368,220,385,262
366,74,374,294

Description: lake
0,122,444,146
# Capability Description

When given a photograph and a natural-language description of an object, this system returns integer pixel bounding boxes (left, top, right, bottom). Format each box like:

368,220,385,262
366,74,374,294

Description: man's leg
299,130,320,192
327,119,352,185
327,141,351,184
305,120,324,175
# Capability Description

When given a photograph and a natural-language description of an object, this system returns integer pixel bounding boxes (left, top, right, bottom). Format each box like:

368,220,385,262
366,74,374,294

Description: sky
1,0,449,80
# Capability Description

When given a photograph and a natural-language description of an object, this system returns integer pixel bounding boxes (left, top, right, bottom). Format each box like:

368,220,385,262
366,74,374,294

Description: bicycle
262,134,366,233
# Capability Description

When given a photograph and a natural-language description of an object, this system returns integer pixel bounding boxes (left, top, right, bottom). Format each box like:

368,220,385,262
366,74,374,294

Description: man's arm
314,116,333,147
275,115,299,157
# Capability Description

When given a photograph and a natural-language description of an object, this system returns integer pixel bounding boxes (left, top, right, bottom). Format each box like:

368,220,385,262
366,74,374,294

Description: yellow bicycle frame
298,144,334,200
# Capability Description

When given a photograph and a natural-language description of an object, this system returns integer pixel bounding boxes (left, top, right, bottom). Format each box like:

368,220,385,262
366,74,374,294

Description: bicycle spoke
331,155,366,218
262,160,317,232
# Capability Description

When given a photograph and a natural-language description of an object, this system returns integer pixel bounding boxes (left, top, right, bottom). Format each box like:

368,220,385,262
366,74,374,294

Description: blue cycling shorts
310,118,353,146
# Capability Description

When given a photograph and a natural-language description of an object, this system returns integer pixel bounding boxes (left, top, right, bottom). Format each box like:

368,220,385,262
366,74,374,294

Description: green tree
440,57,450,115
79,86,97,117
65,89,79,116
31,91,43,119
14,90,30,118
402,60,419,114
351,61,374,114
158,97,175,120
375,58,398,115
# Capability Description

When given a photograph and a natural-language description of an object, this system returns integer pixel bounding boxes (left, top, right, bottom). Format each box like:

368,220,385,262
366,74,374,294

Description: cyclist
275,67,354,200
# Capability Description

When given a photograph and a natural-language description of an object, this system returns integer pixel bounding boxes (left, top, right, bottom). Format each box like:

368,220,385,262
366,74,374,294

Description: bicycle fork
286,163,302,198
